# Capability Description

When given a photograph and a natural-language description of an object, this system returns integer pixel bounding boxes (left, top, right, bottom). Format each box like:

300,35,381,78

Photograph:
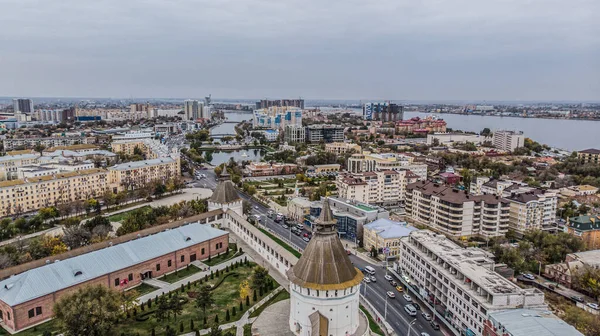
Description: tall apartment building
255,99,304,109
363,102,403,122
0,169,108,217
111,138,170,159
129,103,152,113
184,100,204,121
347,152,428,180
253,106,302,130
398,230,546,336
3,137,89,151
108,156,180,192
324,142,361,154
405,181,510,238
492,130,524,152
507,191,557,234
304,124,344,143
577,148,600,164
12,99,33,114
337,170,420,206
284,125,306,144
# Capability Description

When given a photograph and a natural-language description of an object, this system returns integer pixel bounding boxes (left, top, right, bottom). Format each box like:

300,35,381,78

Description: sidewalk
137,254,248,304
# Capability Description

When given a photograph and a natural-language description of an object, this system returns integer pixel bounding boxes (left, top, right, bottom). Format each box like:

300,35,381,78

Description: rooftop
568,215,600,231
210,180,241,204
578,148,600,154
408,181,509,205
364,218,417,239
488,309,583,336
0,153,39,163
0,223,227,307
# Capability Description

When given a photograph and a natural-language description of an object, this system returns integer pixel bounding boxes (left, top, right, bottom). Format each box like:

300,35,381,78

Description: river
405,112,599,151
209,111,252,135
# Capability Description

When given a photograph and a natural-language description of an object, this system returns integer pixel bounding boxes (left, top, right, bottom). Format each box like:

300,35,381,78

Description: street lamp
407,318,417,336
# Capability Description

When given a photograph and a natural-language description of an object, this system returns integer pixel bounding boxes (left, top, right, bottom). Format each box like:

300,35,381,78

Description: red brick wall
4,233,228,332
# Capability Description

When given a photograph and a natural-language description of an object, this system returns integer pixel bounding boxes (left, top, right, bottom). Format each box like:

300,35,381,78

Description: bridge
210,133,236,138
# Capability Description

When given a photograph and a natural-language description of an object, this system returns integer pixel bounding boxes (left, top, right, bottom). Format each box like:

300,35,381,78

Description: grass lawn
249,289,290,318
204,244,242,266
129,283,159,296
258,228,301,258
157,264,203,284
243,324,252,336
5,320,58,336
107,205,151,222
360,305,384,335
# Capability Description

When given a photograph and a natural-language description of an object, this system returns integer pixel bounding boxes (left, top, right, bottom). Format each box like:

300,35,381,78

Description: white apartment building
405,181,510,238
325,142,361,155
337,170,420,206
347,152,428,180
398,230,546,336
0,153,40,180
492,130,524,152
3,137,89,151
507,191,557,234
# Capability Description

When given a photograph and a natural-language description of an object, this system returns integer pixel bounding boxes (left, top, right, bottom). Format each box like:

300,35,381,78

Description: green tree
209,323,223,336
195,285,214,319
54,285,124,336
250,266,269,291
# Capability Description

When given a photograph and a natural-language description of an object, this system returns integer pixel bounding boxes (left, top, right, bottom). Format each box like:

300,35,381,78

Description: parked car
420,333,430,336
396,286,403,292
363,278,371,284
430,321,440,330
384,275,393,281
302,237,310,242
390,280,398,287
386,291,396,299
369,276,376,282
587,303,599,310
571,295,585,303
421,312,432,321
522,273,535,280
411,303,421,311
403,294,412,302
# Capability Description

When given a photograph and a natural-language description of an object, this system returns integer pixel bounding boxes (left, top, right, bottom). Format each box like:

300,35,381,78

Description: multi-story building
398,230,546,336
253,106,302,130
107,156,180,192
255,99,304,109
483,308,583,336
544,250,600,289
111,138,170,159
284,125,306,144
565,215,600,250
12,99,33,114
0,153,40,180
492,131,524,152
337,170,418,206
0,169,108,217
324,142,361,154
244,162,299,177
35,108,76,123
184,100,205,121
560,185,599,196
287,197,313,222
405,181,511,238
363,102,403,122
347,152,428,180
363,218,416,258
396,116,447,134
304,124,344,143
507,191,557,234
577,148,600,164
3,136,89,151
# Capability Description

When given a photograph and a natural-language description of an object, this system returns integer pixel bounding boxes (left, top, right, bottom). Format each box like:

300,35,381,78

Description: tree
250,266,269,291
121,289,139,315
239,280,251,300
54,285,124,336
480,128,491,136
62,225,92,249
195,285,214,319
573,266,600,300
209,323,223,336
33,144,46,155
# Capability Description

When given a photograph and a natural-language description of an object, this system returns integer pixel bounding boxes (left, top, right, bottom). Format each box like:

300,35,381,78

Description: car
396,286,403,292
303,233,309,237
363,278,371,283
282,225,289,229
421,312,432,321
254,205,259,210
587,303,600,310
390,280,398,287
522,273,535,280
571,295,585,303
386,291,395,299
430,321,440,330
370,276,376,282
384,275,393,281
403,294,412,302
420,333,430,336
302,237,310,242
411,303,421,311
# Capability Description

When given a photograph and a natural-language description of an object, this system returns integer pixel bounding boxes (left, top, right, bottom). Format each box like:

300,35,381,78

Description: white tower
207,173,243,217
287,198,363,336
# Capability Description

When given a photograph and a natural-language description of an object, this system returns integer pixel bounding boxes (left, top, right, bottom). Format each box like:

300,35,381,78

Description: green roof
568,215,600,231
355,204,377,212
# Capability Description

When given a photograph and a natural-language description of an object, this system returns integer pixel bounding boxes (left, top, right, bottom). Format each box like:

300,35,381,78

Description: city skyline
0,0,598,101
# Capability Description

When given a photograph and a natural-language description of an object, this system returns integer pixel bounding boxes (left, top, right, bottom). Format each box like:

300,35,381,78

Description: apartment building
111,138,170,159
0,169,108,217
324,142,361,154
363,102,403,122
347,152,428,180
304,124,344,143
3,136,89,151
483,308,583,336
253,106,302,130
398,230,546,336
255,99,304,109
337,170,420,206
284,125,306,144
492,131,524,152
0,153,40,180
507,191,557,234
405,181,510,238
108,156,180,192
363,218,416,257
577,148,600,164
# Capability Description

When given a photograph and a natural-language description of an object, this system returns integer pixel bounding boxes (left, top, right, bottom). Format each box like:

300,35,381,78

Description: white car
403,294,412,302
421,312,432,321
363,278,371,284
522,273,535,280
370,275,376,282
386,291,396,299
384,275,393,281
420,333,430,336
587,303,599,310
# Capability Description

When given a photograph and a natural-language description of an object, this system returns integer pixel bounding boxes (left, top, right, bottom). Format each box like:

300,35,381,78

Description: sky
0,0,598,101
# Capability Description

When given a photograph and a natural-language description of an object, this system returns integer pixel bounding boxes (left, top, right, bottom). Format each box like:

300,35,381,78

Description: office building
12,99,33,114
398,230,546,336
253,106,302,130
0,223,228,333
284,125,306,144
506,190,557,234
405,181,511,238
363,218,417,257
363,102,403,122
304,124,344,143
324,142,361,154
256,98,304,109
483,308,583,336
577,148,600,165
492,131,524,152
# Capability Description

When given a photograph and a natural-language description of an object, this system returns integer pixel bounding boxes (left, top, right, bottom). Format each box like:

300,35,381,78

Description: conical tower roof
287,198,363,290
210,179,241,204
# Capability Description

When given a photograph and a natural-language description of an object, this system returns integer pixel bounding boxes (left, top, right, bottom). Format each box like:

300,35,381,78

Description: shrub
239,301,243,311
190,319,194,331
211,270,214,279
214,314,219,323
232,306,237,316
225,309,230,321
151,328,156,336
141,301,145,311
253,290,257,302
203,316,207,328
187,281,191,290
181,284,185,293
180,321,184,333
246,295,250,306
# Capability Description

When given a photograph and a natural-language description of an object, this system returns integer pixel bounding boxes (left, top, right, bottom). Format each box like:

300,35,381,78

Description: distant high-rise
184,100,201,120
256,99,304,110
204,94,212,106
363,102,403,122
13,98,33,114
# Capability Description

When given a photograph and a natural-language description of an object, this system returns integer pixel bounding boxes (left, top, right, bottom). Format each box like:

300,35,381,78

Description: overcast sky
0,0,598,101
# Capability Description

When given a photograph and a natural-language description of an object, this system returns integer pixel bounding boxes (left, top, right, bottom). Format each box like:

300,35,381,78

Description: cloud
0,0,598,100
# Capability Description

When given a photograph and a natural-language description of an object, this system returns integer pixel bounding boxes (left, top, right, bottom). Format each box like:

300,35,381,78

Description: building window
201,248,205,255
168,260,172,267
156,264,161,271
28,309,34,318
114,278,120,286
181,255,185,262
128,273,133,281
36,307,42,316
